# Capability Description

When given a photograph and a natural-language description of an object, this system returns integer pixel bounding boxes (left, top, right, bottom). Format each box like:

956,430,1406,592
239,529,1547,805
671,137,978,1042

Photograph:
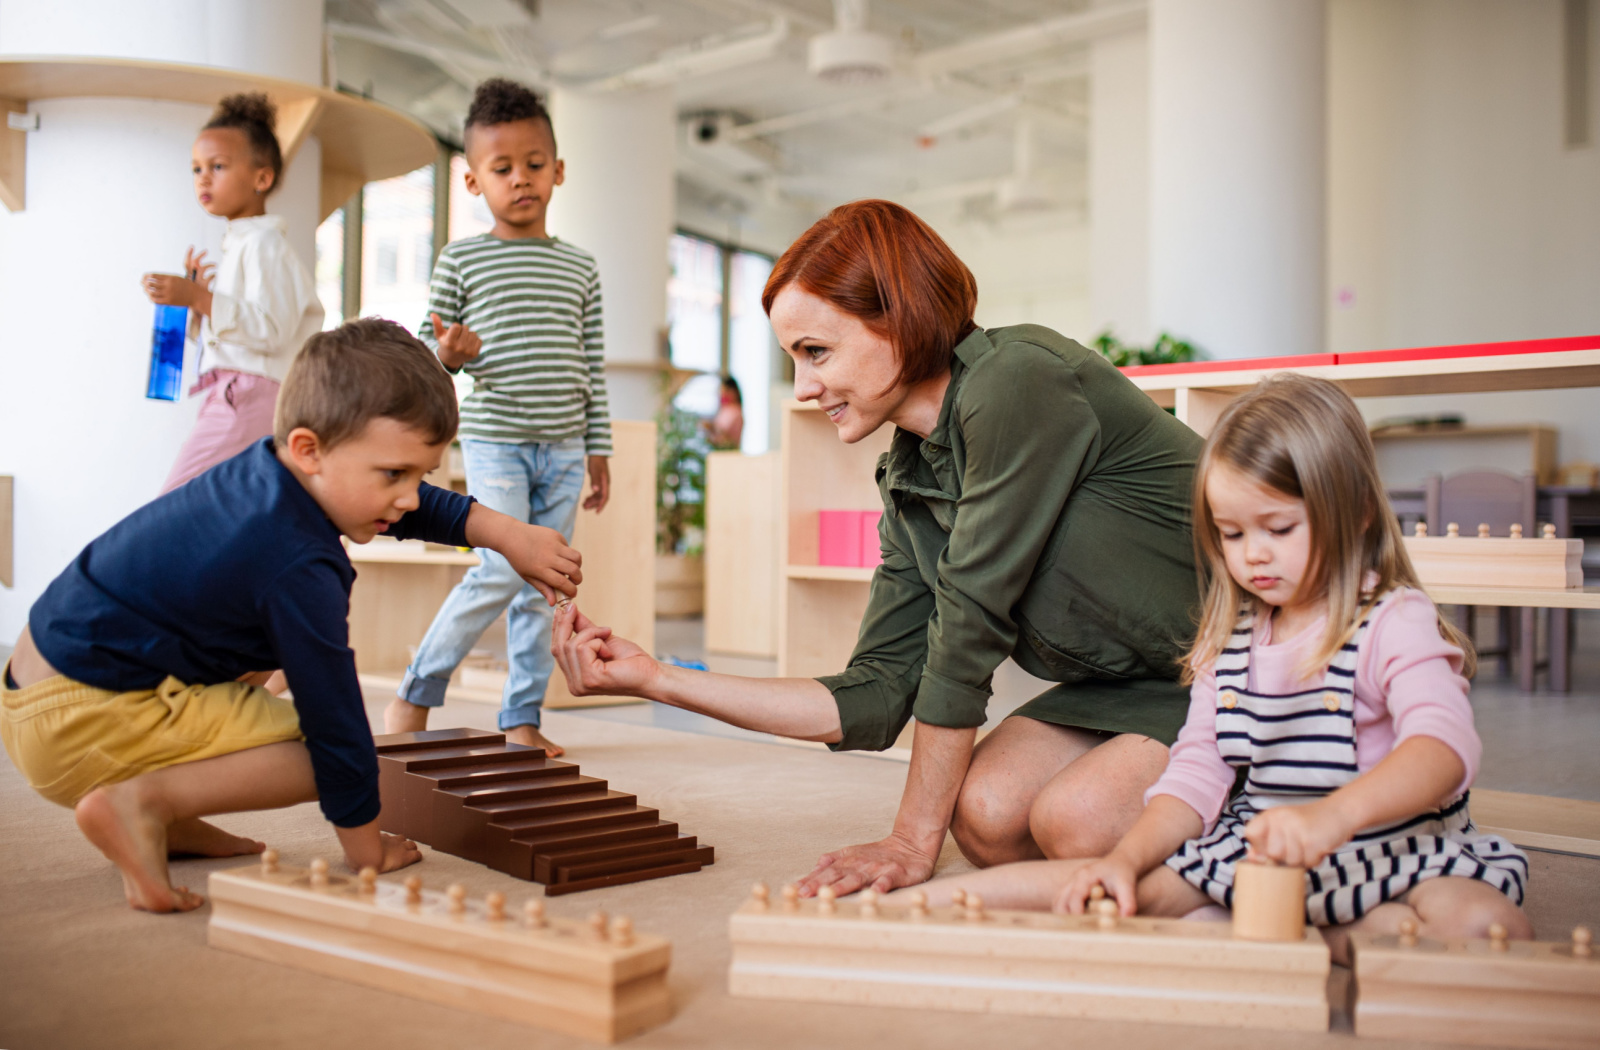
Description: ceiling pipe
913,1,1146,77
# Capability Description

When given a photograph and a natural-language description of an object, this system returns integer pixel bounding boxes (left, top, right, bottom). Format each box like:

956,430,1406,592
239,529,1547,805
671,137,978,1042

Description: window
415,233,434,285
449,153,494,239
314,208,344,329
666,230,778,454
361,164,434,330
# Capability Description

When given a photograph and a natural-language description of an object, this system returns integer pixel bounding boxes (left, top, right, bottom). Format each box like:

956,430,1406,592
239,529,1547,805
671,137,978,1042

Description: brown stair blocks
375,728,715,896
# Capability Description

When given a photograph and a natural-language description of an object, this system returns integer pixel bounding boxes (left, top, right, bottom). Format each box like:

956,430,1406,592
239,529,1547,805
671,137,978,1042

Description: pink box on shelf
818,510,863,567
859,510,883,568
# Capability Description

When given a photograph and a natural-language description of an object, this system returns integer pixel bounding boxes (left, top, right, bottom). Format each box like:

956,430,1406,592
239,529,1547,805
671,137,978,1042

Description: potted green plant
655,399,708,617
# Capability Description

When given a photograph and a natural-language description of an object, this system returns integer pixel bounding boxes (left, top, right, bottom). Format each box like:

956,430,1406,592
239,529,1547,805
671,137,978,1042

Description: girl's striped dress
1165,591,1527,926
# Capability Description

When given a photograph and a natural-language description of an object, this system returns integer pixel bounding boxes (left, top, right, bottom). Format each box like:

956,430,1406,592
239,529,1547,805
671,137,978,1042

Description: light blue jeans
398,437,587,730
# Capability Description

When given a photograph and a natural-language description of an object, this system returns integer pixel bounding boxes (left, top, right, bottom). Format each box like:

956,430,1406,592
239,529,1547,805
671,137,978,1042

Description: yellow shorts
0,665,302,807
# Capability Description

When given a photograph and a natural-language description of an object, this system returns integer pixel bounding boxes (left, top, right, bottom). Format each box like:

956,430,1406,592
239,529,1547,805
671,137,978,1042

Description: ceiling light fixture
808,0,893,84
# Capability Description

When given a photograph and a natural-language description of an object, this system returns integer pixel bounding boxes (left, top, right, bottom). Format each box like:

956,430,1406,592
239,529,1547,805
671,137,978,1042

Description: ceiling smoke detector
808,0,893,84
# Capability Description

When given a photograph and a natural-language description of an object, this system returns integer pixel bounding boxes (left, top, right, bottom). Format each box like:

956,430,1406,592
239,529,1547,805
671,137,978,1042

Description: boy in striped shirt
385,79,611,757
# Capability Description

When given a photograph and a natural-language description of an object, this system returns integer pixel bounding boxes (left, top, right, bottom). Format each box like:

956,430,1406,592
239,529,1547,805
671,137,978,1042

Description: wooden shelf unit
1121,336,1600,436
777,402,891,678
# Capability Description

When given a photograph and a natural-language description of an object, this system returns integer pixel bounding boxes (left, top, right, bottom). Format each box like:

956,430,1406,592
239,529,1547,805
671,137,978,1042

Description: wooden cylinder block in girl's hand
1232,861,1307,942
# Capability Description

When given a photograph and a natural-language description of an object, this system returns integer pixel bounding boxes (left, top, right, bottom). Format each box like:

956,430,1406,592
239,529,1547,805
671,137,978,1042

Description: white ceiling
326,0,1129,222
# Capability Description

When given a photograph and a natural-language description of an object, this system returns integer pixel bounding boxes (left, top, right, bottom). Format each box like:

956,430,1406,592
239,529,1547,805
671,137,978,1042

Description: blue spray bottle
146,302,187,401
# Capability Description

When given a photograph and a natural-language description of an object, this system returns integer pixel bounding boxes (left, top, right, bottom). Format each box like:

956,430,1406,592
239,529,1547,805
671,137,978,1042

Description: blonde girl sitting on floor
903,373,1531,964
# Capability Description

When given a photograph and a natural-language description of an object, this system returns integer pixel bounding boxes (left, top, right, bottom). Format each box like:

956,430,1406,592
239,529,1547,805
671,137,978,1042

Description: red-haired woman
554,200,1202,897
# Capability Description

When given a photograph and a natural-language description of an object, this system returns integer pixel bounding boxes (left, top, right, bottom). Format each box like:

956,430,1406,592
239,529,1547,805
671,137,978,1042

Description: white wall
1329,0,1600,468
1089,26,1151,345
932,213,1093,344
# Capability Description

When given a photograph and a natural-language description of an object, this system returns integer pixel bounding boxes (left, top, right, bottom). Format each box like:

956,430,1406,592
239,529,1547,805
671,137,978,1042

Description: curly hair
465,77,556,154
203,92,284,195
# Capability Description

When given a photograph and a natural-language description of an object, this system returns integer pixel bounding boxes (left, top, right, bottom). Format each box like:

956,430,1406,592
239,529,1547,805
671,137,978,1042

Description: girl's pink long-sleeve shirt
1146,587,1481,831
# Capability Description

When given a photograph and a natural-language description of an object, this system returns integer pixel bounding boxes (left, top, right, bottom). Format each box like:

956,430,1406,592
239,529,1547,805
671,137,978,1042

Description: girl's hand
552,603,661,698
431,312,482,369
1242,800,1353,869
1054,854,1142,916
184,247,216,288
142,272,202,307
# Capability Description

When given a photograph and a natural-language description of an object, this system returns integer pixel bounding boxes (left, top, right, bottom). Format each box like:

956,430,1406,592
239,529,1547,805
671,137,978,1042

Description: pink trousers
160,370,281,494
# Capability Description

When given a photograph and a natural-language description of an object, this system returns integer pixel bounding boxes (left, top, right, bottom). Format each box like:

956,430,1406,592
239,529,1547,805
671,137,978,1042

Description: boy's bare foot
166,817,264,858
75,783,203,913
505,725,564,757
384,697,430,734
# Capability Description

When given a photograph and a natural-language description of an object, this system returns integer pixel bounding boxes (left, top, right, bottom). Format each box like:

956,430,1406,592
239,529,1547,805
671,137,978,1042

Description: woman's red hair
762,199,978,387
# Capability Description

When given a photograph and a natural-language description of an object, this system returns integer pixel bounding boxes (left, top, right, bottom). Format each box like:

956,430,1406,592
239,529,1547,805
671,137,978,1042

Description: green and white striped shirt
421,235,613,455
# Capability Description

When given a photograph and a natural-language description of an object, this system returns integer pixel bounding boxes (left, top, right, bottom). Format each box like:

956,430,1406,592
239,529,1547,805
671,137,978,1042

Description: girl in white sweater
142,93,323,493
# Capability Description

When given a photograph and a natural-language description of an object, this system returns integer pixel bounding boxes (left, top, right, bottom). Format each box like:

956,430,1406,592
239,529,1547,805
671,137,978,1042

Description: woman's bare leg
950,718,1107,866
74,741,317,913
951,719,1168,867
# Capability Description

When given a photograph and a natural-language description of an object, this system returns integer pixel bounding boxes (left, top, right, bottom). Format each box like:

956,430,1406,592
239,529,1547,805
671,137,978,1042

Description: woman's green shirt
817,325,1203,751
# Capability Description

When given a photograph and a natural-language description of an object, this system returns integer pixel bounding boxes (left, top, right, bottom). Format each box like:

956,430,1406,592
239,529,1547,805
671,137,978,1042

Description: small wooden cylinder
1232,861,1306,942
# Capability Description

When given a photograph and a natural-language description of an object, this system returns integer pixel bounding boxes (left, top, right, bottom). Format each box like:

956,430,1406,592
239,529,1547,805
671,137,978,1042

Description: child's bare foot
166,817,264,858
384,697,430,734
505,725,564,757
75,783,203,912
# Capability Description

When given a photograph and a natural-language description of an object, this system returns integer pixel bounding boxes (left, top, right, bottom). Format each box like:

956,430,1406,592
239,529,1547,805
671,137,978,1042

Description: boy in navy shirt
1,319,582,913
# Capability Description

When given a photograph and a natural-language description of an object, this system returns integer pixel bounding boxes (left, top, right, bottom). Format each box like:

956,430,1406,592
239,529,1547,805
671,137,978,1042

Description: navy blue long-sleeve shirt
28,438,475,827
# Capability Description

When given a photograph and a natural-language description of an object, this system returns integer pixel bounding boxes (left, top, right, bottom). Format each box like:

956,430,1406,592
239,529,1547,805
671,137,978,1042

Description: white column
1089,24,1151,345
546,86,676,423
1148,0,1326,360
0,0,325,637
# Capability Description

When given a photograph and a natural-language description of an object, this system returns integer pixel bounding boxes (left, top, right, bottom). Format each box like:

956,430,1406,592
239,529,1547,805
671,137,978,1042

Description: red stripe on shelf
1117,335,1600,377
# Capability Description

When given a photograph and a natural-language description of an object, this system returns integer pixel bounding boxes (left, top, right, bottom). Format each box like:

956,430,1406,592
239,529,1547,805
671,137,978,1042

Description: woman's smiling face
769,284,908,444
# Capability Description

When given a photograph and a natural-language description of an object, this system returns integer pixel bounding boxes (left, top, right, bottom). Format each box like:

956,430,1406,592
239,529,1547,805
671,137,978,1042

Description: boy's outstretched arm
1243,735,1465,869
462,501,582,605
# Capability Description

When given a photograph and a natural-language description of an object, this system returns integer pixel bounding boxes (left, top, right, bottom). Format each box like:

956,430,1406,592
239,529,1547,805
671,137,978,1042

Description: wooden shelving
777,402,891,678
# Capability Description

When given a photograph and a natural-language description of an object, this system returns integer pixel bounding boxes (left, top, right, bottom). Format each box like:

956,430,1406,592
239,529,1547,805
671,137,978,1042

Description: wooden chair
1423,471,1540,691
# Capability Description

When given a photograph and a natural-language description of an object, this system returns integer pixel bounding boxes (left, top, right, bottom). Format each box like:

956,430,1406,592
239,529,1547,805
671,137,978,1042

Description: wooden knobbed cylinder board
1231,861,1306,942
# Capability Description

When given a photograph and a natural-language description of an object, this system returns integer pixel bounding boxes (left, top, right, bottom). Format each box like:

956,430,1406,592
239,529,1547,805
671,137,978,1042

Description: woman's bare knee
951,777,1040,868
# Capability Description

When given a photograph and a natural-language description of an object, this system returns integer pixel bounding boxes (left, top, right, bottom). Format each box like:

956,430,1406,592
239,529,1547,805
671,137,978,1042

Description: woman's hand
798,830,939,897
1054,853,1143,916
552,603,661,697
1242,800,1353,870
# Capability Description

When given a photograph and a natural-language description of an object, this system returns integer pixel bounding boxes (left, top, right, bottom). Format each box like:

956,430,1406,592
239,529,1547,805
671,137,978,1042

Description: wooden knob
1399,918,1418,947
309,857,330,887
611,916,634,948
523,898,546,928
1572,926,1592,958
858,888,879,919
1489,923,1508,950
964,893,985,922
590,909,610,939
1510,524,1523,539
404,875,423,906
1478,523,1491,538
781,884,800,912
1543,523,1558,539
1093,897,1119,930
358,867,377,895
817,885,837,916
909,890,929,920
1447,522,1460,537
486,891,506,922
1414,522,1428,537
950,887,967,909
751,882,770,910
260,848,280,875
446,883,467,916
1089,884,1106,902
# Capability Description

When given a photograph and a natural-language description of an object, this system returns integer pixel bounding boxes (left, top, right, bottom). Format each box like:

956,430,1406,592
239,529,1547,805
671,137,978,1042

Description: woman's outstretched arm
552,603,974,894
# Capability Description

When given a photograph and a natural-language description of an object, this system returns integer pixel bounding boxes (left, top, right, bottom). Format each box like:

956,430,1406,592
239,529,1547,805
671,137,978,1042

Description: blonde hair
1181,373,1475,683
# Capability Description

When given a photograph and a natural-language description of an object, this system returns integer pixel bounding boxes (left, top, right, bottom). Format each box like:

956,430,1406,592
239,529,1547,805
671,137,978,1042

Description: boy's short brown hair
275,319,458,450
